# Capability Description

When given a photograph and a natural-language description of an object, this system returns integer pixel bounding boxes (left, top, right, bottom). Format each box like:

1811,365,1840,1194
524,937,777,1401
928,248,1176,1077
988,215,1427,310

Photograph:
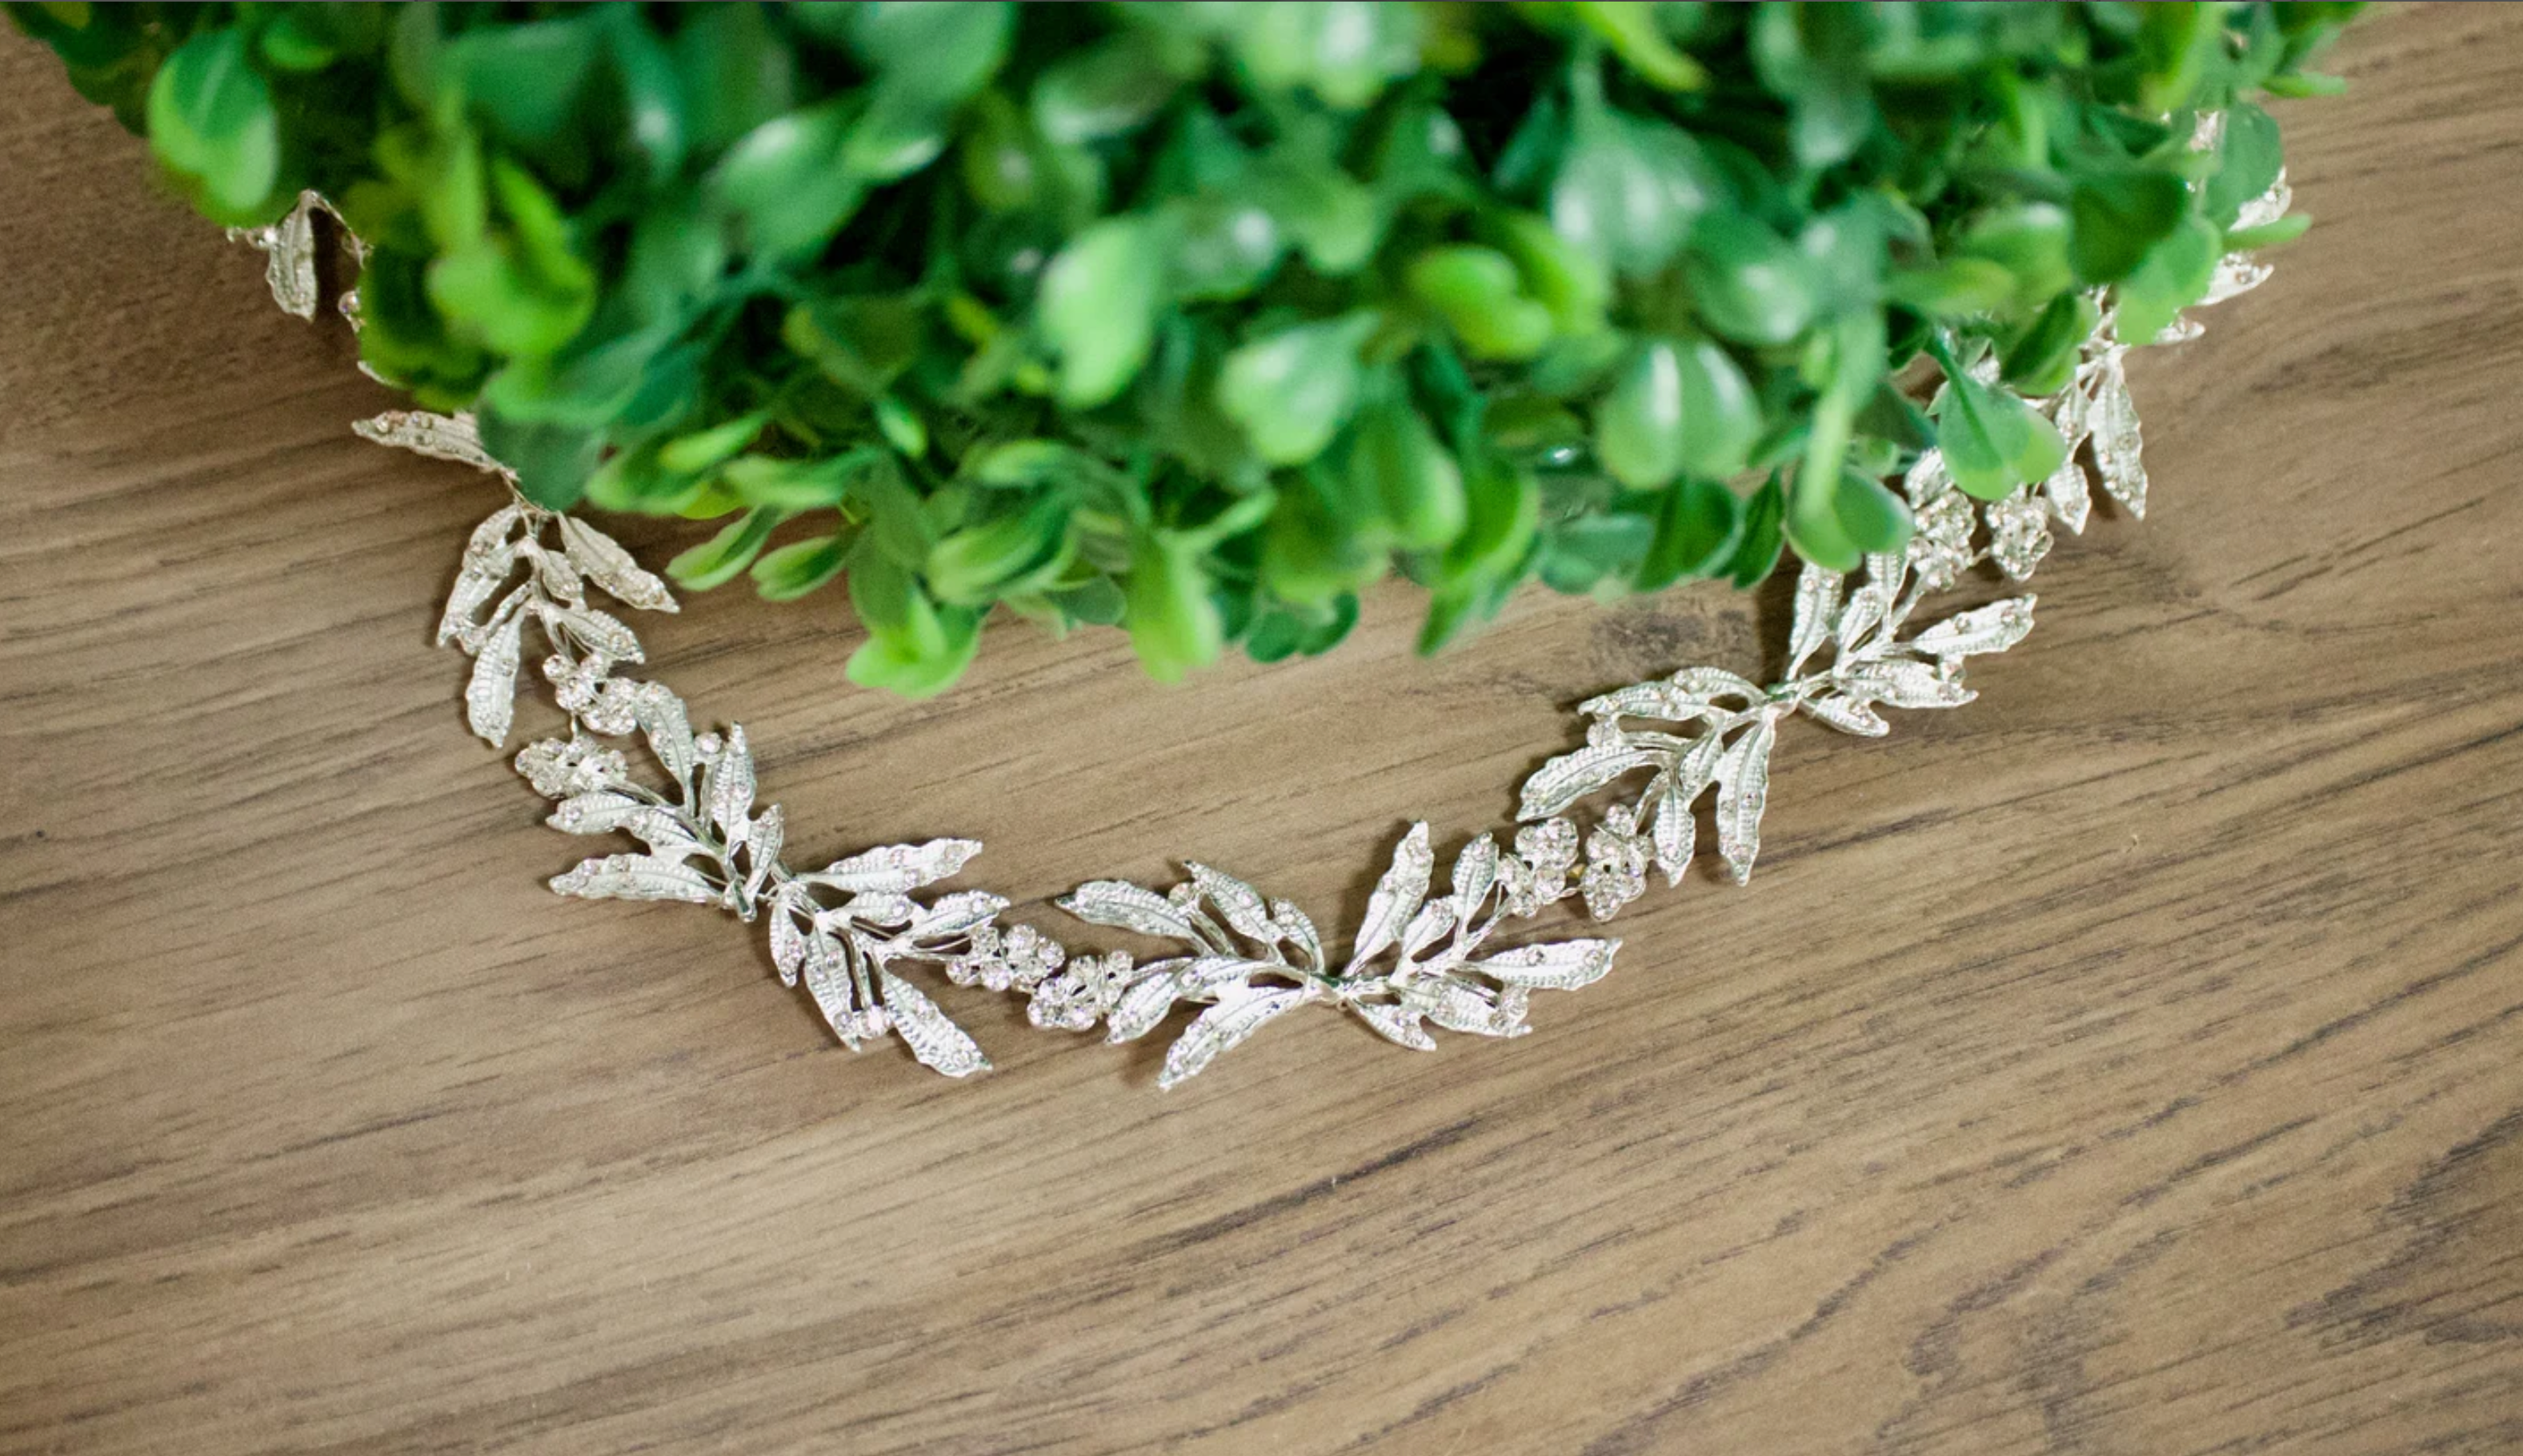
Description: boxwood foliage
14,2,2359,694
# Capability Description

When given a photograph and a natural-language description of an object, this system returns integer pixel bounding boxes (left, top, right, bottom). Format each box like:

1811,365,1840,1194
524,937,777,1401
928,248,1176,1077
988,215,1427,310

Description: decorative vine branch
238,146,2289,1086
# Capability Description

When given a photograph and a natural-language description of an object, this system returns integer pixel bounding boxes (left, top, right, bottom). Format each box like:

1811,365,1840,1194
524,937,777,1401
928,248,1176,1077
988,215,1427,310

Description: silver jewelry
226,140,2287,1088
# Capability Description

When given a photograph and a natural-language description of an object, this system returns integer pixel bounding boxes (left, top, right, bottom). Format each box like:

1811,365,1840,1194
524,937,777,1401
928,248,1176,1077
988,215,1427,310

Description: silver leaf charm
558,515,679,614
1347,822,1432,973
354,410,508,476
465,607,524,746
699,726,757,854
1712,711,1779,885
1472,938,1618,991
1159,987,1308,1090
551,854,719,905
879,969,991,1079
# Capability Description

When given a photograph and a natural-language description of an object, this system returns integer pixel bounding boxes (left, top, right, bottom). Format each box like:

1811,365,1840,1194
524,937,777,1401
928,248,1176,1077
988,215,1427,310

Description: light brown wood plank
2,6,2519,1453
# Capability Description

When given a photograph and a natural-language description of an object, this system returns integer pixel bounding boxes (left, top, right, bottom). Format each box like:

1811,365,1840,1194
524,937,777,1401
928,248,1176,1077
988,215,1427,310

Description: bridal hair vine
231,122,2287,1090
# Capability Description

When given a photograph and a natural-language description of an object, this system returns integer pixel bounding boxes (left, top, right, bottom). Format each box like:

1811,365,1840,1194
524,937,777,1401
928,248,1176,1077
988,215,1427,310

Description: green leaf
2113,213,2220,344
1123,532,1223,682
1635,478,1744,591
146,29,278,221
1552,106,1715,279
711,102,863,260
668,506,789,590
2069,170,2189,285
2223,213,2311,254
1932,356,2067,501
1725,478,1787,588
1217,315,1372,466
1830,472,1911,555
444,17,595,154
844,2,1011,106
1685,213,1818,346
2000,293,2099,397
927,499,1072,604
1039,216,1164,407
1346,400,1466,550
1406,246,1552,360
1032,30,1179,146
2205,102,2283,226
474,410,599,510
751,533,852,601
1596,339,1688,490
1572,1,1708,90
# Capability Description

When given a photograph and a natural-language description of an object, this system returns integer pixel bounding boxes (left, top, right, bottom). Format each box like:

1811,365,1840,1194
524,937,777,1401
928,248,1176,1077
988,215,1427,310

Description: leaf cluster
11,1,2359,692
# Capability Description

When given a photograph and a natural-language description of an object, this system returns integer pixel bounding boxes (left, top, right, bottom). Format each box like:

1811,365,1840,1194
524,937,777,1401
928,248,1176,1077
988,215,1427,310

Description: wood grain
3,9,2520,1453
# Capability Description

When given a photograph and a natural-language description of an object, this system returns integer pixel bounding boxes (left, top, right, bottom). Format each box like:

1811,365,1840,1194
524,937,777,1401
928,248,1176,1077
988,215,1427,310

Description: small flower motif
1580,804,1651,921
1984,493,2052,582
1908,490,1977,591
543,651,620,714
1027,950,1132,1031
578,677,644,735
1500,818,1580,917
515,734,630,798
946,924,1070,994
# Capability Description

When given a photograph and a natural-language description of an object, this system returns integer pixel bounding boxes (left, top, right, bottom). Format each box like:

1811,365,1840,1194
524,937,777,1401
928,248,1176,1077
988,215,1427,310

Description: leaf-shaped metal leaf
2088,353,2147,517
466,607,525,746
1451,834,1499,919
1186,863,1281,945
545,790,643,834
1272,899,1324,972
1158,986,1308,1090
632,685,698,794
767,897,810,987
827,892,918,930
544,793,699,856
879,968,991,1078
1712,710,1779,885
549,605,643,663
802,937,859,1046
699,725,757,854
1517,745,1659,820
1103,964,1190,1042
1786,563,1844,676
910,890,1008,940
1578,682,1727,724
354,410,507,474
2040,454,2092,535
1650,773,1694,885
1409,978,1524,1038
1060,880,1203,944
1668,666,1765,703
1800,693,1890,738
1351,1001,1437,1051
559,515,679,614
811,838,984,895
1398,899,1457,962
535,548,585,605
743,804,784,902
1908,597,2036,661
1846,658,1974,710
1834,578,1892,657
246,195,321,318
550,853,719,904
1473,937,1619,990
439,544,515,646
1347,822,1432,973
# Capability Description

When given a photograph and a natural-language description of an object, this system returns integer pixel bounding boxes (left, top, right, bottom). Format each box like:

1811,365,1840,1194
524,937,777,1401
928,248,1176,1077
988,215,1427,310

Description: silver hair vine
224,118,2285,1088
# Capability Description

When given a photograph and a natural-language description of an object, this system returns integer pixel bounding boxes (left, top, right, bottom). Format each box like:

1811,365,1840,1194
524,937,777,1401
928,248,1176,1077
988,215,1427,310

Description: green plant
12,1,2360,694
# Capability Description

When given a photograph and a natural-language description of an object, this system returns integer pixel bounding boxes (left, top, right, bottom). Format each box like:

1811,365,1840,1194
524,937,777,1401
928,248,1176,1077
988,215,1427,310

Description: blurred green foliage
12,0,2360,693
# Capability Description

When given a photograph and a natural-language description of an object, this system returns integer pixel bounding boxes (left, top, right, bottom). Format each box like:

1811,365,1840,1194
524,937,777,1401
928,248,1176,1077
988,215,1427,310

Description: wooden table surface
5,9,2521,1454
